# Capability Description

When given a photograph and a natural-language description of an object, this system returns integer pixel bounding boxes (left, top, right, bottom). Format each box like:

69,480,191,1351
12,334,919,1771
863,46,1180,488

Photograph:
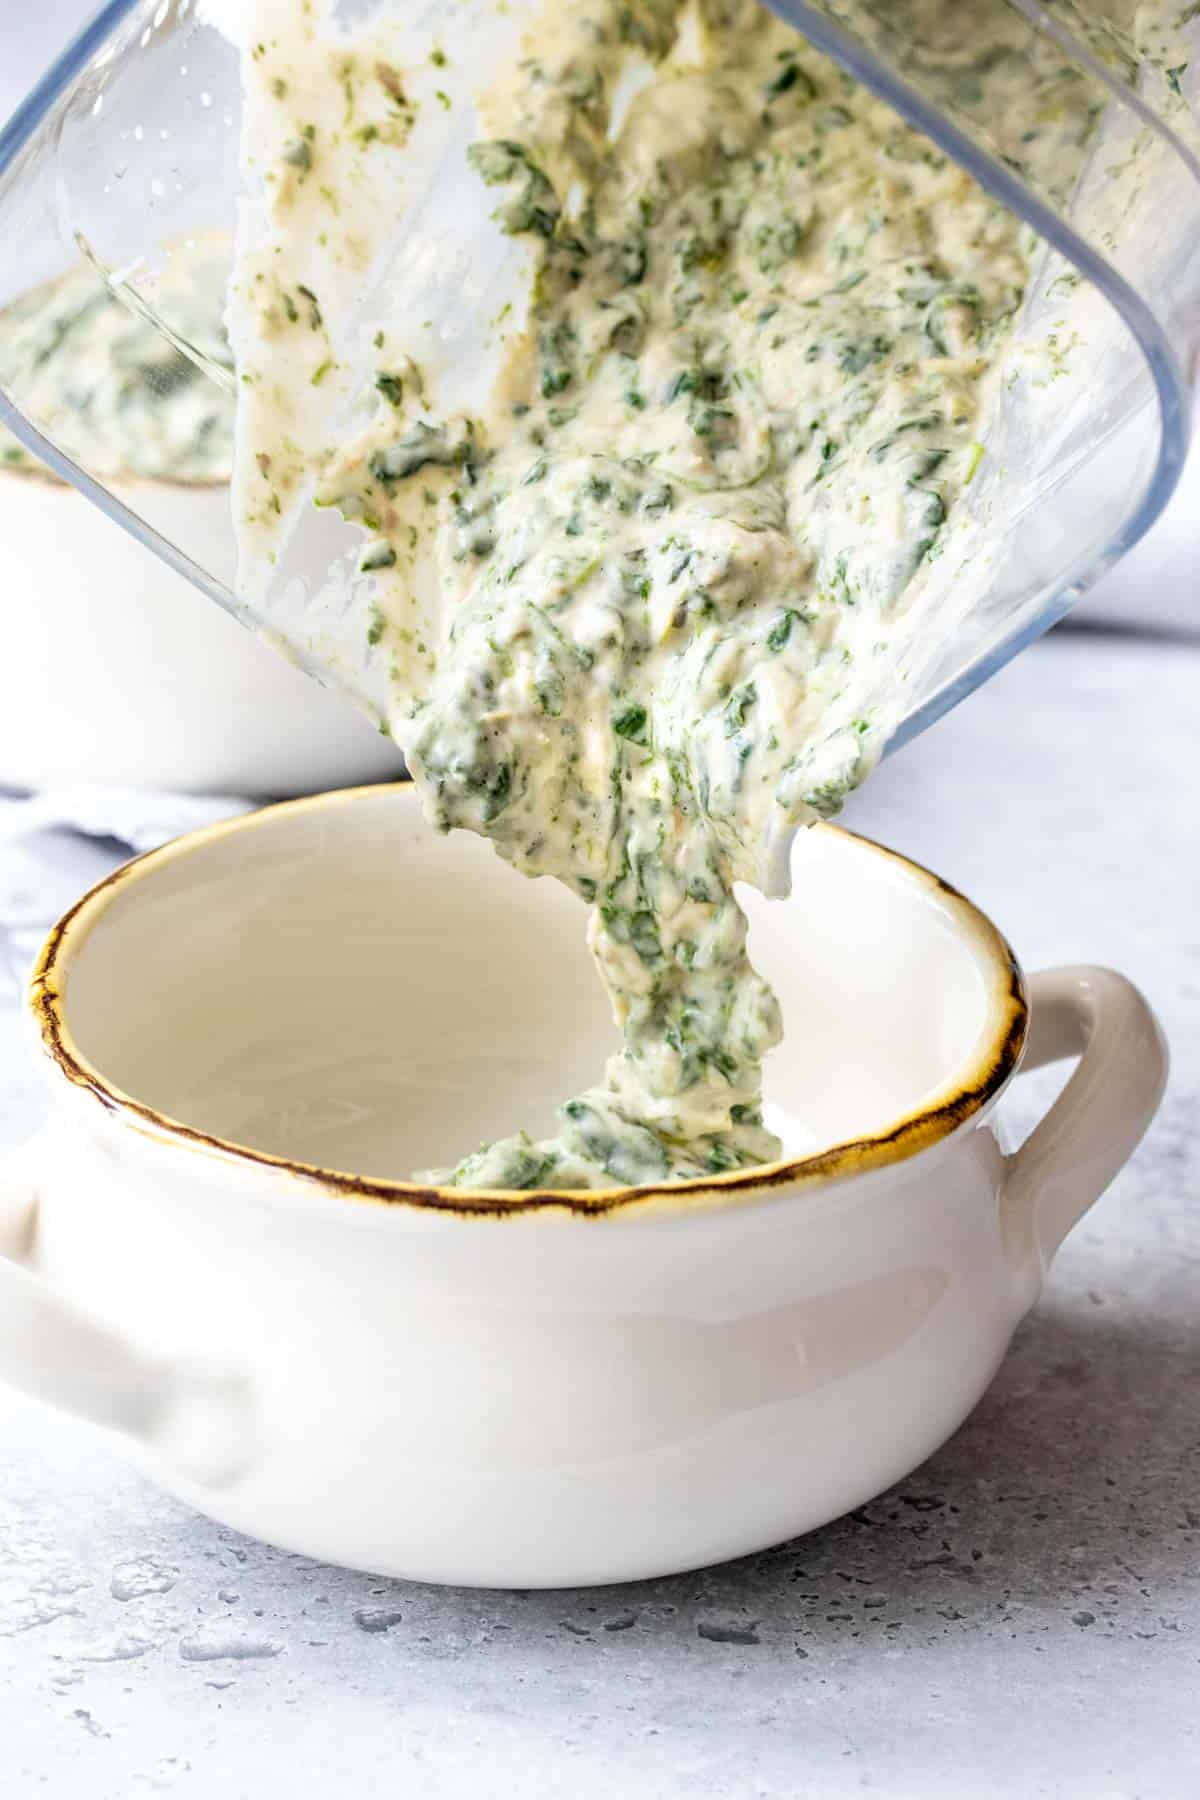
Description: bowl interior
52,786,1014,1182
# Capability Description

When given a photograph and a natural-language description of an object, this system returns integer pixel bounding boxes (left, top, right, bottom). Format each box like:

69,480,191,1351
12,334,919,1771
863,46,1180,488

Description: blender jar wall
0,0,1196,749
766,0,1200,737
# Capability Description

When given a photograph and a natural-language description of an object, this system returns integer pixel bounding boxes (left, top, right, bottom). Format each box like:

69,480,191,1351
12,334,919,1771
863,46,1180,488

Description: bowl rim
0,458,229,495
29,782,1027,1218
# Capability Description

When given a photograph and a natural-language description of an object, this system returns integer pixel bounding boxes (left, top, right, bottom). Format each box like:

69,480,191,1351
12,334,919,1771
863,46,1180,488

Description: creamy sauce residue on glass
0,244,233,485
231,0,1036,1189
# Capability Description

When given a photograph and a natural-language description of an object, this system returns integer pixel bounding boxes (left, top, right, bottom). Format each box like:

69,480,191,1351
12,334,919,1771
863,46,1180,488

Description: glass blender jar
0,0,1196,748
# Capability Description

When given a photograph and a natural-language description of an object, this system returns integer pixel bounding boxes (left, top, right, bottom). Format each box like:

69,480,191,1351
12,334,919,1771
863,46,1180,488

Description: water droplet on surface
0,1573,91,1638
79,1633,154,1663
179,1627,283,1663
111,1559,177,1602
353,1608,403,1635
696,1618,761,1646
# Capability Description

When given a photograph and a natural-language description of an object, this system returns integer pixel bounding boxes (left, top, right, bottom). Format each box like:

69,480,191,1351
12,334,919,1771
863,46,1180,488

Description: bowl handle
0,1135,255,1485
1004,967,1167,1287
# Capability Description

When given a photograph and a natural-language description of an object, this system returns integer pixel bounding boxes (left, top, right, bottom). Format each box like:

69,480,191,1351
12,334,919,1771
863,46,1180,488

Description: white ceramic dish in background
0,472,403,796
1078,417,1200,633
0,786,1167,1587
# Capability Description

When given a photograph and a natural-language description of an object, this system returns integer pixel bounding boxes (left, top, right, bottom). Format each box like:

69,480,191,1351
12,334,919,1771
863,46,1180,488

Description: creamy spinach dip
0,243,233,484
234,0,1036,1189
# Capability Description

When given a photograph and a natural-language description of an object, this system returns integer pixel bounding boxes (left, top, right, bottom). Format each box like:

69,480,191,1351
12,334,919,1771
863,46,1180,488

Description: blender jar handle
0,1135,255,1485
1004,967,1167,1286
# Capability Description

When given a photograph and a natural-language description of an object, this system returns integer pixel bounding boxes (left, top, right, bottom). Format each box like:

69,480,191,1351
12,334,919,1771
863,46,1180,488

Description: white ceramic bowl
0,472,402,796
0,786,1167,1586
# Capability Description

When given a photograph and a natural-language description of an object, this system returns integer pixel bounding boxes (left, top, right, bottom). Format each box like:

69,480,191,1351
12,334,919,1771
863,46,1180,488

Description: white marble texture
0,628,1197,1798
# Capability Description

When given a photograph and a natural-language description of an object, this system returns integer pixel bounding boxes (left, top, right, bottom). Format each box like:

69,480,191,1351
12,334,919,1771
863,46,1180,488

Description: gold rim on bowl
29,784,1028,1218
